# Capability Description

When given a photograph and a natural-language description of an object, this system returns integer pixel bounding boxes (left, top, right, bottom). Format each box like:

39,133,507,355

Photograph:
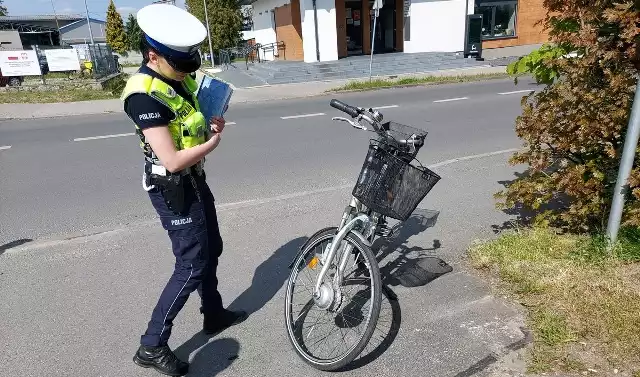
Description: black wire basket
352,139,441,221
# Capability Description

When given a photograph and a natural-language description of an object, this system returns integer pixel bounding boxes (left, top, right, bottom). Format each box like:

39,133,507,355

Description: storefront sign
0,50,41,76
44,49,81,71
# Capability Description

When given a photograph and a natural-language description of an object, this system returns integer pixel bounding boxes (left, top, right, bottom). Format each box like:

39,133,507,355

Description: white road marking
280,112,325,120
6,147,520,254
433,97,469,103
372,105,399,110
217,184,353,211
498,89,534,95
73,133,135,142
73,124,236,141
242,84,271,89
428,148,519,168
0,145,11,150
217,147,520,212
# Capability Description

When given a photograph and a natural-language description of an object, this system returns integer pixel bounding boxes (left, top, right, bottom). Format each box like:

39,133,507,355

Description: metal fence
87,44,120,79
31,44,121,80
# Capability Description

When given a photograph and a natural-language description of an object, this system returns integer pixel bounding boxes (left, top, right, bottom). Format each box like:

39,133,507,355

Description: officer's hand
210,116,225,134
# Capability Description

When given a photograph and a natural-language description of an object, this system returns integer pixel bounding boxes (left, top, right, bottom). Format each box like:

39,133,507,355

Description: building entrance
345,0,364,55
370,0,397,53
336,0,403,58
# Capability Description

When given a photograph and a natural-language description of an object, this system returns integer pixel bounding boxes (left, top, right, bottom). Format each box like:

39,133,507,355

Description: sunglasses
161,52,201,74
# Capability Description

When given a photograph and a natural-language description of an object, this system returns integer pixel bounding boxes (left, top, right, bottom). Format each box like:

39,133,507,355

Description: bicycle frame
306,100,424,301
312,196,381,297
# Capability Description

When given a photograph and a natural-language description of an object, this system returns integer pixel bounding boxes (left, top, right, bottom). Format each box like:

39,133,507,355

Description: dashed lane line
433,97,469,103
72,124,237,142
73,133,136,142
372,105,399,110
6,146,520,254
280,113,326,120
0,145,11,150
498,89,535,95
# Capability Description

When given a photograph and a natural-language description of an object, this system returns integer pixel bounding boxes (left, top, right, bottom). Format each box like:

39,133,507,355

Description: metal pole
369,7,378,81
51,0,61,33
203,0,214,66
312,0,320,61
84,0,94,44
606,75,640,246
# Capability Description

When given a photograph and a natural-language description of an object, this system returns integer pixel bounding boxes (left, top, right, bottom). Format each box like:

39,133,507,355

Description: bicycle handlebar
330,98,425,152
330,99,360,118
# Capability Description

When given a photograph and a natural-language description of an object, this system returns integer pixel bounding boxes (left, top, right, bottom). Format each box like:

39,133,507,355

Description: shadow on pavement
174,237,306,368
340,208,451,370
227,236,307,314
376,209,452,288
492,172,573,233
183,337,240,377
338,285,402,372
0,238,33,256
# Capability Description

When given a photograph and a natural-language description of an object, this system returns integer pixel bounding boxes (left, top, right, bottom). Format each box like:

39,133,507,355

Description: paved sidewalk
0,65,507,120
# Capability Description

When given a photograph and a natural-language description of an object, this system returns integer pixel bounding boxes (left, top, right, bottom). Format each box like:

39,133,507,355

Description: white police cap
136,3,207,57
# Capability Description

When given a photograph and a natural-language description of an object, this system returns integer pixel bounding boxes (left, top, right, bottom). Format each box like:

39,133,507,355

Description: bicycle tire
284,227,382,371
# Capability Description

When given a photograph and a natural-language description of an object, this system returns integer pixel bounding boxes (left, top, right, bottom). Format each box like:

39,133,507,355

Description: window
475,0,517,39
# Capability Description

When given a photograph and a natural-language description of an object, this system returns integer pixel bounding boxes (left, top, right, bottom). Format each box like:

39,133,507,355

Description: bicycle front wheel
284,227,382,371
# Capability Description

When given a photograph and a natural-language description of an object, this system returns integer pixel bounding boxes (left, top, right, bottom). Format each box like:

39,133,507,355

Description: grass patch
469,226,640,375
328,72,511,92
0,88,117,104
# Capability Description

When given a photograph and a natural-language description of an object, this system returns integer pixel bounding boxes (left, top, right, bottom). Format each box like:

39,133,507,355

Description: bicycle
283,99,442,371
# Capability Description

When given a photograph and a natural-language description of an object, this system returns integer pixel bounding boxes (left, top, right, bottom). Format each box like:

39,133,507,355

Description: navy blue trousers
141,173,224,347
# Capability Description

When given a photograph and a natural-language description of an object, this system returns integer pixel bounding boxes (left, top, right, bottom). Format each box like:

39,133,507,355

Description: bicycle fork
312,199,378,306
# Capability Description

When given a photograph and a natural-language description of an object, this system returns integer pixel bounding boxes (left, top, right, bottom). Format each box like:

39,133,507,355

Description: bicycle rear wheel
284,227,382,371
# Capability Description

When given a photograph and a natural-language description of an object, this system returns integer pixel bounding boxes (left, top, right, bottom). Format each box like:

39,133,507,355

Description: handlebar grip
330,99,360,118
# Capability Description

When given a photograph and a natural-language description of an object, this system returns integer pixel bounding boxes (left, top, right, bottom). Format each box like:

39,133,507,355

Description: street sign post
368,0,383,81
606,76,640,247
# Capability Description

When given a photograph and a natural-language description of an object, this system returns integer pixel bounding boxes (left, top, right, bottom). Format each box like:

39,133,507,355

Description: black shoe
133,345,189,377
203,309,249,335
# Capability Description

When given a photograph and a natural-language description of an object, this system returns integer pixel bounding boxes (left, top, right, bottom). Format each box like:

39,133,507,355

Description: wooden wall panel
362,0,371,54
336,0,348,57
274,1,304,60
395,0,403,51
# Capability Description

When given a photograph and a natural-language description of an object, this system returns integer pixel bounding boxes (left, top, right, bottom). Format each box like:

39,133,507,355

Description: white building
238,0,548,63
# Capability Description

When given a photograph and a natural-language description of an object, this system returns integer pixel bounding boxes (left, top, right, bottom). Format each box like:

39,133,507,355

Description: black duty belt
143,161,204,215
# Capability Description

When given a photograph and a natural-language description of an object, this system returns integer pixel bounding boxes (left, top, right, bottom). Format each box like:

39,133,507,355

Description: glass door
345,0,364,55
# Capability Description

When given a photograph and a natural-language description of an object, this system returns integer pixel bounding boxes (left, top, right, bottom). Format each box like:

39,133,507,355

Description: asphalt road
0,78,535,245
0,78,537,377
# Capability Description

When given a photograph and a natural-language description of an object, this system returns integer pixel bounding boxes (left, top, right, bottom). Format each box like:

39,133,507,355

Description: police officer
120,4,247,376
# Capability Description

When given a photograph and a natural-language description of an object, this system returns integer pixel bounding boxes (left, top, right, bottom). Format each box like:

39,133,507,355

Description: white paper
45,49,81,71
0,50,41,76
151,164,167,176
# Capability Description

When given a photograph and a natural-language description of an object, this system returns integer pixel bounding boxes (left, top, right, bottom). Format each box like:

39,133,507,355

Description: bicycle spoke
285,230,382,370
